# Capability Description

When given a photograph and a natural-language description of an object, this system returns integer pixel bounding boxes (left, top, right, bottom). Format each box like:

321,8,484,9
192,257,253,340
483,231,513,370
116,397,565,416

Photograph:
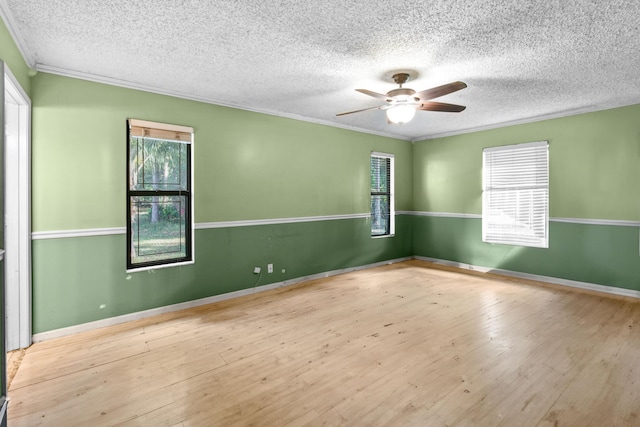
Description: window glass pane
370,157,389,193
371,195,390,236
130,137,188,191
130,195,187,264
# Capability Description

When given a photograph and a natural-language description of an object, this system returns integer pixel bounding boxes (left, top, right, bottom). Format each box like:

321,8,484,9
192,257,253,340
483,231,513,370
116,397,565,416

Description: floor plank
6,348,26,389
8,260,640,426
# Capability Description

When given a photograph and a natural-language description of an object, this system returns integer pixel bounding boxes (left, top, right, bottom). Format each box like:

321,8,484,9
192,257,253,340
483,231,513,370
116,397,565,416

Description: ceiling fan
337,73,467,124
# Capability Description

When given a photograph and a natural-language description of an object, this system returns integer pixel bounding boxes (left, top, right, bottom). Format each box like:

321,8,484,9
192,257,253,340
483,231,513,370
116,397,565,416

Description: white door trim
4,63,32,350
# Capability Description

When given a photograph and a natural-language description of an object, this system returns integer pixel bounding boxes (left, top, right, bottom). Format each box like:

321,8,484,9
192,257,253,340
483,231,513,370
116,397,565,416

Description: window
482,141,549,248
126,119,194,271
370,152,395,237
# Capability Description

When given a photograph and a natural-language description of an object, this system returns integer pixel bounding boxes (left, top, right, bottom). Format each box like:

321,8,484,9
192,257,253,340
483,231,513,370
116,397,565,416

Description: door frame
3,63,32,351
0,57,7,427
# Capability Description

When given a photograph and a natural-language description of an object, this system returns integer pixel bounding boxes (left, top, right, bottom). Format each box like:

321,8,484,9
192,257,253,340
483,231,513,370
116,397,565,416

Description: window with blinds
371,152,395,237
126,119,194,271
482,141,549,248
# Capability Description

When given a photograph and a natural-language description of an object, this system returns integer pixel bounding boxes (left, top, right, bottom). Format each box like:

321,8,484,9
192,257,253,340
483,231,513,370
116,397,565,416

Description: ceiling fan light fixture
336,72,466,122
386,104,416,124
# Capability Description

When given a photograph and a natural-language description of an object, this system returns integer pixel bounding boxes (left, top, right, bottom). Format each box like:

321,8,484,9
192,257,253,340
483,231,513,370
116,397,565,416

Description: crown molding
412,101,639,142
0,0,36,67
35,64,412,142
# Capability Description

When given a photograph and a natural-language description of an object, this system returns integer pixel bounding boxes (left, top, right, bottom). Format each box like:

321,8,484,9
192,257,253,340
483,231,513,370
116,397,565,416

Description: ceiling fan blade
418,101,466,112
336,105,384,116
355,89,392,101
415,81,467,101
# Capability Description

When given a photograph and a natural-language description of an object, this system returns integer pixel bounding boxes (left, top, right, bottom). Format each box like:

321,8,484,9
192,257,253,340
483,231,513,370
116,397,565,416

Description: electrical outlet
254,266,261,274
268,263,273,273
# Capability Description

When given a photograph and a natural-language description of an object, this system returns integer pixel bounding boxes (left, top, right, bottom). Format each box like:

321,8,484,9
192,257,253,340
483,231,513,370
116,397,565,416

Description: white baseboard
33,254,637,343
415,256,640,299
32,256,412,343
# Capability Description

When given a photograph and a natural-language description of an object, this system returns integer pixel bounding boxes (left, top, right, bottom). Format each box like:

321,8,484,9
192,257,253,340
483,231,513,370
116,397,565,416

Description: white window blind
370,152,395,237
482,141,549,248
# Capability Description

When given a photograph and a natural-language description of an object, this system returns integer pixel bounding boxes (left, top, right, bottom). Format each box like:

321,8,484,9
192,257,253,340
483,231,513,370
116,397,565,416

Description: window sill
372,234,395,239
126,259,194,273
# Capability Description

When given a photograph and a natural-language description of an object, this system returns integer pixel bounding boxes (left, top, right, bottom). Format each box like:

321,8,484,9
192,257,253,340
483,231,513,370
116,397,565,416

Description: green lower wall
40,212,640,335
33,215,412,333
413,215,640,291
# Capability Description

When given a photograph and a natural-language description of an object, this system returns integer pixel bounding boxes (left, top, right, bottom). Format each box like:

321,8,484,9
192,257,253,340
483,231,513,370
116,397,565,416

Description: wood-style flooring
7,260,640,426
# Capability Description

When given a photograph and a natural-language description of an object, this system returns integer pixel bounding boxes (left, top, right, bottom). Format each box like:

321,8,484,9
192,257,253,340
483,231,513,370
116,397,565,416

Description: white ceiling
2,0,639,141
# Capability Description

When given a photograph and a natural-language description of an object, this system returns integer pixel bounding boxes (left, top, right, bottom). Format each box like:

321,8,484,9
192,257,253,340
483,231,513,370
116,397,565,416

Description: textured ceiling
2,0,640,140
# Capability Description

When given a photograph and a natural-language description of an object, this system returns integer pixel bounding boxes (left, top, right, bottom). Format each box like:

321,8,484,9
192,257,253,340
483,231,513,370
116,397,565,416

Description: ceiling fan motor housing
388,73,417,100
387,88,417,100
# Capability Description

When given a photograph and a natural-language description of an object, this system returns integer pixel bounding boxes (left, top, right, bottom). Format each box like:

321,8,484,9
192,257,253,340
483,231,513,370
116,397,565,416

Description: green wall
412,105,640,290
413,217,640,291
33,217,412,332
0,17,30,95
29,72,640,332
413,105,640,220
31,72,414,332
17,37,640,332
32,73,412,230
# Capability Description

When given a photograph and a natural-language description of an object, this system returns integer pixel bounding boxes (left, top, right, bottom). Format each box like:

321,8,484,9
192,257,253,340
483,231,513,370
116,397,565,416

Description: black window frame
126,119,194,271
370,152,394,237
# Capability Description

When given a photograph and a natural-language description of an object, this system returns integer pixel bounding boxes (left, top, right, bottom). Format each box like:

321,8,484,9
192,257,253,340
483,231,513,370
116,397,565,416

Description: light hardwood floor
7,260,640,426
